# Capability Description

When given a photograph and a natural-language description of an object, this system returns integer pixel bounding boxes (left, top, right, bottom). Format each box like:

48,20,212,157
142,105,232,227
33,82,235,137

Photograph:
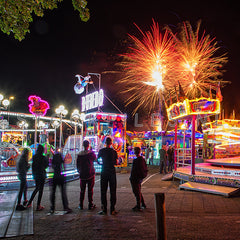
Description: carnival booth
84,112,127,172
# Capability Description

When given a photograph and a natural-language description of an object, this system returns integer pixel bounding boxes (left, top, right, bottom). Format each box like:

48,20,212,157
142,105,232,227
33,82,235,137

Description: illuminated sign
167,97,220,120
28,95,50,116
82,89,104,112
189,98,217,113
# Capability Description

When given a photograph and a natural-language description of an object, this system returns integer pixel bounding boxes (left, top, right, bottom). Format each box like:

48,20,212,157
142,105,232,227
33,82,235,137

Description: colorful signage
28,95,50,116
81,89,104,112
167,97,220,120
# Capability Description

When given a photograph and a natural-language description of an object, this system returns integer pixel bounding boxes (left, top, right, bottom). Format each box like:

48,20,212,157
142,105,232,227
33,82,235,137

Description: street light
0,94,10,109
18,120,28,147
55,105,68,151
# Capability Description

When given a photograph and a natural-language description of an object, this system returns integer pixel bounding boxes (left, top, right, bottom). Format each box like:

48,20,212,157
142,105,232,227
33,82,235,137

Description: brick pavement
10,166,240,240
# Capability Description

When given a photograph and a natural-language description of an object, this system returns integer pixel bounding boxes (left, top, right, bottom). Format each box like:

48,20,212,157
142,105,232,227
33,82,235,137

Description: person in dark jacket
130,147,147,211
27,144,49,211
97,137,118,215
77,140,96,210
167,145,174,172
50,151,72,214
159,146,167,174
16,148,30,211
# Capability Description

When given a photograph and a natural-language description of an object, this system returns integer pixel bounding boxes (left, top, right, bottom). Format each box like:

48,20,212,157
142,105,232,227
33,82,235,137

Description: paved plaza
4,166,240,240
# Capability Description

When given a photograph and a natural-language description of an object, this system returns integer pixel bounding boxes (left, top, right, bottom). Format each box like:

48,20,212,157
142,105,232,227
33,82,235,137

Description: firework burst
117,20,228,113
117,20,176,114
169,20,228,100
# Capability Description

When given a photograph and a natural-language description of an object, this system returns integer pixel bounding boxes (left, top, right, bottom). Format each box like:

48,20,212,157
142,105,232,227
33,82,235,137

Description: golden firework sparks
169,20,228,100
117,20,177,114
117,20,228,114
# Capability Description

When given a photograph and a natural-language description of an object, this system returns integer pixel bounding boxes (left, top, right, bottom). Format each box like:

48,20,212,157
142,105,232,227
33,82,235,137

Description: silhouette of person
97,137,118,215
27,144,49,211
77,140,96,210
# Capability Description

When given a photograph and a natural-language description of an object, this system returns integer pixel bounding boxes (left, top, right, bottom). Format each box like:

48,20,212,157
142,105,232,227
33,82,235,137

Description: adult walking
77,140,96,210
16,148,30,210
130,147,147,212
159,145,167,174
97,137,118,215
27,144,49,211
50,151,72,214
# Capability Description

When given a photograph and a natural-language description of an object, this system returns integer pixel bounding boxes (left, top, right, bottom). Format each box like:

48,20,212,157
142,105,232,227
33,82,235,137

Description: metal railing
176,148,192,168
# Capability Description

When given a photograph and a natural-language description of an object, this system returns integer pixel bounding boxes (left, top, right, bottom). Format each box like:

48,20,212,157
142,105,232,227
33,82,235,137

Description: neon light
167,97,220,120
82,89,104,112
28,95,50,116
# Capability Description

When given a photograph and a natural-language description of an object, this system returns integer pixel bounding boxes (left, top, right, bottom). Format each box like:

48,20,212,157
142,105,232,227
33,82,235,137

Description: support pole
34,116,38,152
155,193,166,240
174,121,178,171
191,115,196,175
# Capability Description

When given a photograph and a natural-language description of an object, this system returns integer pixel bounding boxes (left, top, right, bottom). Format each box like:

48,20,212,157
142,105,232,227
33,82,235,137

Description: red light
116,116,121,121
97,115,102,120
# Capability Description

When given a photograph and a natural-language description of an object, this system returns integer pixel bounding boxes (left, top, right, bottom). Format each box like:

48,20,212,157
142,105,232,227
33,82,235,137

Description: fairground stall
73,73,128,173
84,111,127,172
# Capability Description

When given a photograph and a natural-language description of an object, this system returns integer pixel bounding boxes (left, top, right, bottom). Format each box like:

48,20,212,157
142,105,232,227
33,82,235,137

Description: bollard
154,193,166,240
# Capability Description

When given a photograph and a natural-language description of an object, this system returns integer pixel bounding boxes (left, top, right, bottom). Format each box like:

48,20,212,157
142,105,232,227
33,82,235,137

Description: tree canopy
0,0,89,41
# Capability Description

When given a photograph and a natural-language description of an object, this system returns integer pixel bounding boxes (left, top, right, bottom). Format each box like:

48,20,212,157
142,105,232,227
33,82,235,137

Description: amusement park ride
166,97,240,196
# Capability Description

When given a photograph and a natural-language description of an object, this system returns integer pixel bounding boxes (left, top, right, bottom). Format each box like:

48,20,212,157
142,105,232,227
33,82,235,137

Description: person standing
145,145,151,165
16,148,30,211
77,140,96,210
167,145,174,172
50,151,72,214
97,137,118,215
159,145,167,174
130,147,147,211
27,144,49,211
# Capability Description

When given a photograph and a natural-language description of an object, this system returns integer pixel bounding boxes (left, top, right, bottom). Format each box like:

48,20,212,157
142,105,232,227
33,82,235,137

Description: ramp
161,173,173,181
179,182,240,197
0,191,33,238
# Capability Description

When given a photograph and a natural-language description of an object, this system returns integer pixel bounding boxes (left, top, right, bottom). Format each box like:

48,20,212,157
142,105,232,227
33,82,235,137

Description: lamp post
55,105,68,151
18,120,28,147
71,109,81,162
51,120,60,152
80,113,85,137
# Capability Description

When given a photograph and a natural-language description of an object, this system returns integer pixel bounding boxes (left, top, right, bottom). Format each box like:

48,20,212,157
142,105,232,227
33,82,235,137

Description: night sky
0,0,240,123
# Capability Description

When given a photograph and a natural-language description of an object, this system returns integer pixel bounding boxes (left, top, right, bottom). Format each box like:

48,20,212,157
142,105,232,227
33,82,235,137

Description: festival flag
216,82,223,102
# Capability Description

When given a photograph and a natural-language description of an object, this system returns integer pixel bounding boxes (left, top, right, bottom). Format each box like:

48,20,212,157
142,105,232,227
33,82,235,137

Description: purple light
28,95,50,116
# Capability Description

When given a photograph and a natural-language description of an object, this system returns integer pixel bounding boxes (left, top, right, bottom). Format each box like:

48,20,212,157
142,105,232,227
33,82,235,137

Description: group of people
16,137,148,214
159,145,174,174
16,144,72,213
